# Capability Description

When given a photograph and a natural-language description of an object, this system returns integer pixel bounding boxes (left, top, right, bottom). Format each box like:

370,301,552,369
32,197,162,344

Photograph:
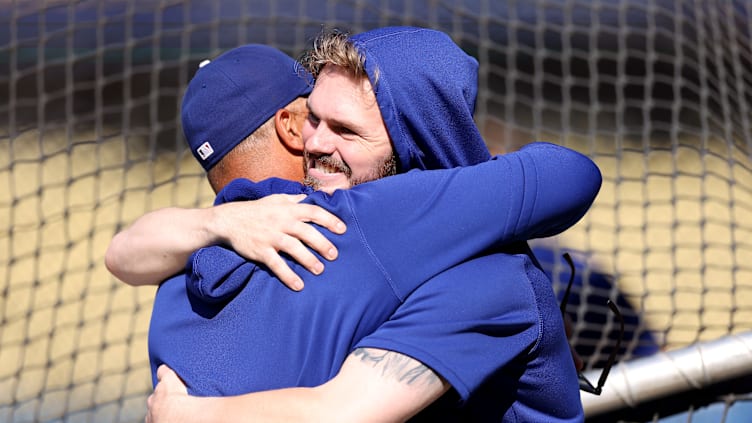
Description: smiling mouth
312,156,350,177
315,162,341,174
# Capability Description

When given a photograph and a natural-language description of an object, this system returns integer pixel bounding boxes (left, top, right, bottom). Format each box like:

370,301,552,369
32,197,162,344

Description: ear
274,108,305,153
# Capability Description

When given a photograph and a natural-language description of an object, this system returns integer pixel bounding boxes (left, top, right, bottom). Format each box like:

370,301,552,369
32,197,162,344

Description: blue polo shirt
149,142,600,421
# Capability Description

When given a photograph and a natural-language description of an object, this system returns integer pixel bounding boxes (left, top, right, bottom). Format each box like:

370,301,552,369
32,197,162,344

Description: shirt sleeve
354,253,541,401
355,251,583,422
311,141,601,299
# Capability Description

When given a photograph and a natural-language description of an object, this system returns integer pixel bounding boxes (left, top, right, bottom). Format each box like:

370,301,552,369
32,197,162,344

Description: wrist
202,205,230,247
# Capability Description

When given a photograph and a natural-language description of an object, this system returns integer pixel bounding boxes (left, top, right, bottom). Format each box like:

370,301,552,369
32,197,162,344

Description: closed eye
307,112,320,127
336,125,356,136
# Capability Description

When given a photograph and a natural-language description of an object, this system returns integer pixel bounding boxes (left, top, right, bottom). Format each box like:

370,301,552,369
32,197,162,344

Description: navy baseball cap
181,44,313,171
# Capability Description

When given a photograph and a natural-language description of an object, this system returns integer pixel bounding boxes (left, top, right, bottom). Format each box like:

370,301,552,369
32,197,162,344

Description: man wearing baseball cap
106,44,345,287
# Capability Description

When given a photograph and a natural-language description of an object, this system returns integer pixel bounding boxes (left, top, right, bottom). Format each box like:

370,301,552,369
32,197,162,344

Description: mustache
307,154,352,177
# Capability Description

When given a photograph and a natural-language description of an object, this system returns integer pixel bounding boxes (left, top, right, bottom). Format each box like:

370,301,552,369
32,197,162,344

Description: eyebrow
306,96,359,133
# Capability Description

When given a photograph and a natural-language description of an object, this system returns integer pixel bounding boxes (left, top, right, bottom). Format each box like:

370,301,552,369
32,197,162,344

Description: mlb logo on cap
197,141,214,160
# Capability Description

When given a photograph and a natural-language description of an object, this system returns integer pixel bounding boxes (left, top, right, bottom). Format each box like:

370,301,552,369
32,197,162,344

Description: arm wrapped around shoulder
508,141,602,238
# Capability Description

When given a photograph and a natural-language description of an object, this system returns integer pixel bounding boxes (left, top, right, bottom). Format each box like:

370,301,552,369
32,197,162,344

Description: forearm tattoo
352,348,441,386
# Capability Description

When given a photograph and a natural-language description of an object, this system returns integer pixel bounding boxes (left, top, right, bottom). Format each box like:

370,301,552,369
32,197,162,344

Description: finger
146,391,155,417
156,364,165,381
277,239,327,276
277,193,308,204
262,252,306,291
156,364,171,381
295,204,346,235
274,227,343,274
278,222,339,264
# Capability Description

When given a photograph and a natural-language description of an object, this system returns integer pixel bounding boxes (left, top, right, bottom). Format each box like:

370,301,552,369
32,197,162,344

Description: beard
303,152,398,190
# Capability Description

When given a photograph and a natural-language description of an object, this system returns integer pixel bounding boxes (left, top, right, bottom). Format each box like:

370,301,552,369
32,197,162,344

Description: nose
303,121,337,156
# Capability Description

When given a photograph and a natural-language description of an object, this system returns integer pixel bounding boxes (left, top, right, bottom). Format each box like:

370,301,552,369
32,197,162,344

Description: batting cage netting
2,1,752,422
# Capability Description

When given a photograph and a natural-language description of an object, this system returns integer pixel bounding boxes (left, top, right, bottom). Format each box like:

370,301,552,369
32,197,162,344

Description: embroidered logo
197,141,214,160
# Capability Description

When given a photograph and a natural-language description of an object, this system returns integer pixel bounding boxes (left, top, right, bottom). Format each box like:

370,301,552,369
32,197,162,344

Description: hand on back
211,194,346,291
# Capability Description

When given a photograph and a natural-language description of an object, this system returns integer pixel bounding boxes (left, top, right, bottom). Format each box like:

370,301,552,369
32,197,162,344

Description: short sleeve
354,253,541,401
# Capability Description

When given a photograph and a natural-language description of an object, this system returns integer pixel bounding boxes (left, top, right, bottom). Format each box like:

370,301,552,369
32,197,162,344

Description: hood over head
349,26,491,171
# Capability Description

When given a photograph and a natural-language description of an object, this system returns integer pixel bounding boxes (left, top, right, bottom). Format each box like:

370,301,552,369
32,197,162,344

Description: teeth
316,162,340,174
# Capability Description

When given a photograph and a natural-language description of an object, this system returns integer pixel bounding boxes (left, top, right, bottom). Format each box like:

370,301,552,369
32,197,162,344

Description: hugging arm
105,193,345,289
186,142,601,306
109,142,600,290
147,348,449,423
330,141,602,293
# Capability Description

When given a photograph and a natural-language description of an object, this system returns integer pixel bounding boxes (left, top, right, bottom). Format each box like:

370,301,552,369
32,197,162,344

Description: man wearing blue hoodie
129,28,598,422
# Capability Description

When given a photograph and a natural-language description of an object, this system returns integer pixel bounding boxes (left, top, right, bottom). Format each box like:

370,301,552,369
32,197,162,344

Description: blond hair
299,28,376,81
